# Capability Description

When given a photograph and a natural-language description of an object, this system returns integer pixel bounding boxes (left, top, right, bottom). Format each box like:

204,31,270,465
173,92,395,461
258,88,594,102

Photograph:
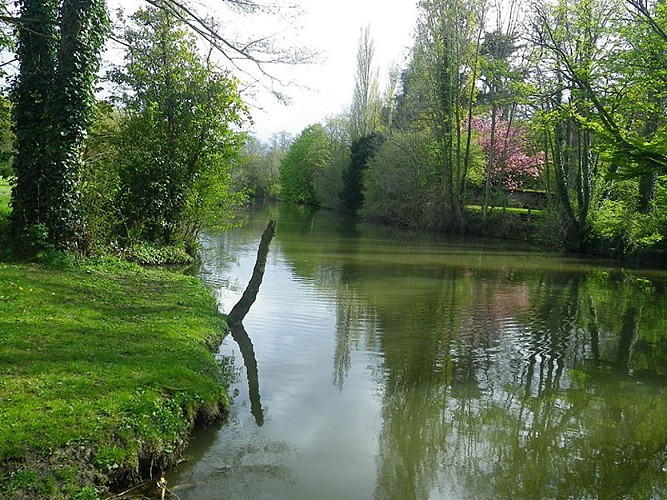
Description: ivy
11,0,109,253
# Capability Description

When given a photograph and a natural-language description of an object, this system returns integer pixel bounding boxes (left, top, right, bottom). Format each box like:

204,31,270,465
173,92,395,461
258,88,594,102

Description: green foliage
362,131,437,226
0,96,13,179
11,0,109,253
79,100,123,253
590,178,667,256
122,242,194,266
279,124,331,205
0,177,10,219
111,7,247,247
237,134,289,199
0,261,229,497
386,0,484,229
340,132,384,214
313,115,350,209
588,0,667,177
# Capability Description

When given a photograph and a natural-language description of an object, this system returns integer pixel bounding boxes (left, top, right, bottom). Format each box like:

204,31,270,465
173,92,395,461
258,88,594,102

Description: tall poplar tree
409,0,483,229
350,26,382,141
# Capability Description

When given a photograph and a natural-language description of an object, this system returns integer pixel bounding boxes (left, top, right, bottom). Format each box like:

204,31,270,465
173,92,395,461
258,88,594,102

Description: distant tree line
1,0,666,261
240,0,667,259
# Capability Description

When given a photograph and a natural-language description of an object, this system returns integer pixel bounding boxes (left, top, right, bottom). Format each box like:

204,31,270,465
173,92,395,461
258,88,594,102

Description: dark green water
168,202,667,499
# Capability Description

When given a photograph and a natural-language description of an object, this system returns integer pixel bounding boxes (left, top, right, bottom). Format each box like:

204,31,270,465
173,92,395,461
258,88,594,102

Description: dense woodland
0,0,666,262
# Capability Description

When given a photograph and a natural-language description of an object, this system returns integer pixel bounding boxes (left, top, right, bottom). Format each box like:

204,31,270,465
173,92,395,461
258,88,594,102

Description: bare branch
130,0,318,97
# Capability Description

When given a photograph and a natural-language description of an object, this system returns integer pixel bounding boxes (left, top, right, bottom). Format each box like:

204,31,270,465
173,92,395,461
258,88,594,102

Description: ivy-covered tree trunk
11,0,58,248
11,0,108,253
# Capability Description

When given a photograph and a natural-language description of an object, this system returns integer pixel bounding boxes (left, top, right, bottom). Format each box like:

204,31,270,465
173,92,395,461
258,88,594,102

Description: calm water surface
168,203,667,499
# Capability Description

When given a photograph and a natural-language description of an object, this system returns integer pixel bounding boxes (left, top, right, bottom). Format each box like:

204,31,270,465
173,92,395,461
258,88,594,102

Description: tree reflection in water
200,203,667,499
229,321,264,427
318,237,667,499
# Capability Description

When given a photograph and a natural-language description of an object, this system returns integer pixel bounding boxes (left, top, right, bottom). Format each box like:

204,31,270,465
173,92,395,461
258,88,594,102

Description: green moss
0,259,230,498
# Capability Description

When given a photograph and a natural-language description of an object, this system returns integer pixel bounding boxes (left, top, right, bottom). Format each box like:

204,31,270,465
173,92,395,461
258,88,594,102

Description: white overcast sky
105,0,418,140
239,0,419,140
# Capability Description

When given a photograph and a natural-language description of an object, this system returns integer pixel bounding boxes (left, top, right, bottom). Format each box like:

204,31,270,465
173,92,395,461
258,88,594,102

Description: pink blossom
471,117,544,191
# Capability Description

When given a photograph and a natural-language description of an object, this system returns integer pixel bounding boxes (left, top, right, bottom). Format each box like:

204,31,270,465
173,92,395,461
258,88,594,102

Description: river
167,202,667,499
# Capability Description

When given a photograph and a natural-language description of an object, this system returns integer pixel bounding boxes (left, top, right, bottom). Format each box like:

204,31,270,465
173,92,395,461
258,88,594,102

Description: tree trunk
228,219,276,322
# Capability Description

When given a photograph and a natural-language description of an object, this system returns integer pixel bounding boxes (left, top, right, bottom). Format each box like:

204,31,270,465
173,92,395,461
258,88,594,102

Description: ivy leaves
11,0,109,253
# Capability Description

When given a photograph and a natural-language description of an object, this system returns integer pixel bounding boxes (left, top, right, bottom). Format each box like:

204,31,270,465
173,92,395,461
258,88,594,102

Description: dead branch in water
228,219,276,323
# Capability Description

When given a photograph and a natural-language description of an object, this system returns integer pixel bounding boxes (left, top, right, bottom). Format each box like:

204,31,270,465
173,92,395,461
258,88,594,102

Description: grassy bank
0,178,9,238
0,261,230,498
0,179,231,498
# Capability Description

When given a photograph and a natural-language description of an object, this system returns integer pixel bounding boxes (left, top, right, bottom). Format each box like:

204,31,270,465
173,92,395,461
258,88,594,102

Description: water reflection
174,202,667,499
228,322,264,427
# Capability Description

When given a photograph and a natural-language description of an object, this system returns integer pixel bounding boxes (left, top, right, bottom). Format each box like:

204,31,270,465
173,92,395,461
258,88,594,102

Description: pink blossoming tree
472,117,544,191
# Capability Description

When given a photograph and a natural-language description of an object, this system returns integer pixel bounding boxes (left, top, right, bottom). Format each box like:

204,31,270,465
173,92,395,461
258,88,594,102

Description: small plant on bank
121,242,195,266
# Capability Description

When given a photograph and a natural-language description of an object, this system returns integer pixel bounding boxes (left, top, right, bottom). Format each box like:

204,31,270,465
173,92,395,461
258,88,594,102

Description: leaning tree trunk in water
228,219,276,322
227,219,276,426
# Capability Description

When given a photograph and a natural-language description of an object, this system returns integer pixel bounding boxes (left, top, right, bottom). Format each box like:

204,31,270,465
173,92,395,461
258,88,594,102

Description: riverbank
0,258,231,498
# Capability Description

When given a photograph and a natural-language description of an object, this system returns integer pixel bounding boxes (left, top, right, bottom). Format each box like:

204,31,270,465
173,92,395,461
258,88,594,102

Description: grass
0,179,232,498
0,177,9,207
0,177,9,237
0,261,230,498
465,204,544,216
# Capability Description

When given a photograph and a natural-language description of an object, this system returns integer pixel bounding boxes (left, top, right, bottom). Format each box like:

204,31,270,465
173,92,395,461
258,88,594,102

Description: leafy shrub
122,243,194,266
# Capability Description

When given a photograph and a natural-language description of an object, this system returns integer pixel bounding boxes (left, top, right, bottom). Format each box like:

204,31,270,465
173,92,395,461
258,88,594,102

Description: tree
533,0,667,177
315,114,351,209
607,0,667,211
471,117,543,192
279,124,330,205
350,26,382,140
399,0,484,229
0,97,13,179
237,133,291,200
112,6,248,246
478,25,527,218
362,130,435,226
3,0,309,253
530,0,617,250
10,0,108,252
340,132,384,214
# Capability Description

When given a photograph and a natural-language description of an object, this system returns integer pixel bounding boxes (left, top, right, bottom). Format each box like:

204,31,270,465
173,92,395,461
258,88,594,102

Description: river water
168,202,667,499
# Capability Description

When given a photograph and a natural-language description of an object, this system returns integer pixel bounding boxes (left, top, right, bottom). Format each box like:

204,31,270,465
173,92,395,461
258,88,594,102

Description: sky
103,0,419,141
243,0,419,140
